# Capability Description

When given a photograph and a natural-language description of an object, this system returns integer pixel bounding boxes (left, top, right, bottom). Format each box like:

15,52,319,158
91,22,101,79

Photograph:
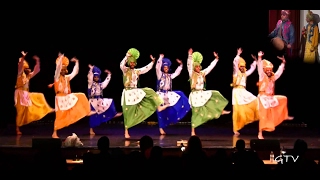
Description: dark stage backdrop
3,9,319,129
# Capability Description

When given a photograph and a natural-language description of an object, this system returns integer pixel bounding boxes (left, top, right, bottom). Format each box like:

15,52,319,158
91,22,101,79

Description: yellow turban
23,60,29,69
262,59,273,70
56,56,69,69
238,57,246,67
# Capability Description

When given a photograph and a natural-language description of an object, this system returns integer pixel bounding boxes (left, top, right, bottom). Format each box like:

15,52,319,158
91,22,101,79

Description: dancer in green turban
187,48,230,136
120,48,169,138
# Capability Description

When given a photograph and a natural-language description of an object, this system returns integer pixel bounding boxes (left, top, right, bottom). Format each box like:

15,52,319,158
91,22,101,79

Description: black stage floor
0,121,319,149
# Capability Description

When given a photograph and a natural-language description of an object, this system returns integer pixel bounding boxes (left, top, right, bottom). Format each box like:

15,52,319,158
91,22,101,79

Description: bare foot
287,116,294,120
50,109,55,113
191,132,196,136
114,112,122,118
258,134,264,139
157,104,170,112
52,134,59,138
234,131,240,136
89,128,95,135
159,128,166,135
16,131,22,135
222,110,231,115
125,134,130,139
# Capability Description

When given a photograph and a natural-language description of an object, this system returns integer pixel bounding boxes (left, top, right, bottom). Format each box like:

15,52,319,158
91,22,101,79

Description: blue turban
92,66,102,82
161,58,172,72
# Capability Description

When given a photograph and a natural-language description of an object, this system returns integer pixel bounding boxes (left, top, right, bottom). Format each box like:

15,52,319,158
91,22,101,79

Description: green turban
127,48,140,65
192,52,203,68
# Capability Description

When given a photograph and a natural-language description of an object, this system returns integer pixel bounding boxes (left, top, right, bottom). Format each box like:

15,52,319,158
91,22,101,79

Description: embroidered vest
157,73,172,91
15,73,30,91
123,69,140,88
231,71,247,87
190,71,206,91
258,75,275,95
88,82,103,98
54,76,71,95
276,20,292,43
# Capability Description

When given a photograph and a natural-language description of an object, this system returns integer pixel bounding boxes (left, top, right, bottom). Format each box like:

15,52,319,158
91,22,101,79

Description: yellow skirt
232,99,259,132
258,95,288,132
15,92,53,127
54,93,90,130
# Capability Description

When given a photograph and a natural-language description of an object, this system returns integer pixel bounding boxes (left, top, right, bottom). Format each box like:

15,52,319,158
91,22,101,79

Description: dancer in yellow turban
187,48,230,136
231,48,258,136
256,51,294,139
50,53,90,138
15,51,54,135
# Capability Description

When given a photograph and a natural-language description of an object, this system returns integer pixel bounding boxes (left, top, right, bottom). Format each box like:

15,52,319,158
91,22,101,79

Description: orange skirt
54,93,90,130
258,95,289,132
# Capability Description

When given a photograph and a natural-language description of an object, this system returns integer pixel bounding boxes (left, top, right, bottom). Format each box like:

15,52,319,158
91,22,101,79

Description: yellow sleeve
312,26,319,49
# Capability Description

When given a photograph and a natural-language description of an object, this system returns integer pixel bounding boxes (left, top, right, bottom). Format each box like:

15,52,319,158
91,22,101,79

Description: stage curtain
269,10,300,58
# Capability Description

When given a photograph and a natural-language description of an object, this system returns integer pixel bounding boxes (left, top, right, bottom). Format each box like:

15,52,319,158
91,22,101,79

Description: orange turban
56,56,69,68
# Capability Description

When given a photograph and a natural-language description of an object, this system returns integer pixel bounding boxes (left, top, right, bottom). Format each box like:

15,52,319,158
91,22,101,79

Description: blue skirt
157,91,191,128
90,100,118,128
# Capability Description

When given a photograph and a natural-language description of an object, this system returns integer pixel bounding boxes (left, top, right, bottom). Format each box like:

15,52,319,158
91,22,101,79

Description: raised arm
171,59,183,79
187,54,193,77
66,58,79,81
233,48,242,76
87,65,94,89
256,52,265,80
202,52,219,76
245,61,257,76
154,54,164,80
54,55,63,81
101,70,112,89
29,56,40,79
274,56,286,81
17,51,27,75
120,55,128,73
136,61,154,75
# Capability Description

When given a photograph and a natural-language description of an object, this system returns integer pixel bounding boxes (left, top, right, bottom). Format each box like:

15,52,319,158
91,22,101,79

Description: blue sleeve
269,24,279,38
288,25,295,45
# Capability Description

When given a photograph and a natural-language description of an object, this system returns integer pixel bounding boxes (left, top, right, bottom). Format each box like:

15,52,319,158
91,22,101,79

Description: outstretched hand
104,69,111,74
88,64,94,69
237,48,243,55
277,55,286,63
126,52,131,57
258,51,264,57
251,54,257,61
71,57,78,62
58,52,64,57
150,55,156,62
176,59,182,64
21,51,27,57
188,48,193,55
213,52,219,59
33,55,40,61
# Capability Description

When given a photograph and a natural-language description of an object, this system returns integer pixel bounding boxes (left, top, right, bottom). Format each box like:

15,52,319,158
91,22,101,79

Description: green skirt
191,90,228,128
122,88,163,129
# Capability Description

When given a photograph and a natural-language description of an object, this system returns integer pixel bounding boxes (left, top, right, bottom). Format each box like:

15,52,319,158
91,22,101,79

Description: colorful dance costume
231,54,258,133
120,48,163,131
155,57,190,131
15,55,53,134
88,66,119,128
257,55,291,138
187,52,228,129
52,55,90,137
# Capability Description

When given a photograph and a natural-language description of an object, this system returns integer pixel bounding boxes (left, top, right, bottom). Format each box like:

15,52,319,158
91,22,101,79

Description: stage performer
153,54,191,135
15,51,54,135
120,48,169,138
300,10,319,64
49,53,90,138
187,48,230,136
269,10,295,56
87,64,122,135
256,51,294,139
231,48,258,136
